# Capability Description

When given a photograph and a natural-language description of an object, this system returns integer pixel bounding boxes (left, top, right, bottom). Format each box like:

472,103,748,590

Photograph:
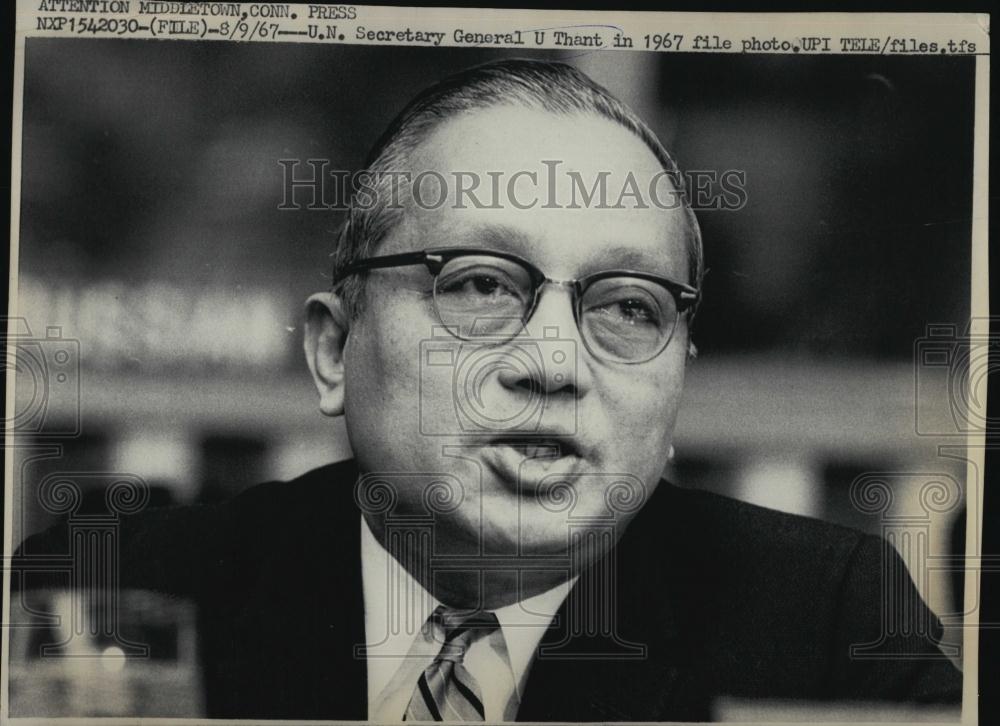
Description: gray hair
331,57,704,321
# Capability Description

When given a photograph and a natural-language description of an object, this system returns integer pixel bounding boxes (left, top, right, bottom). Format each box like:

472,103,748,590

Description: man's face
339,106,692,583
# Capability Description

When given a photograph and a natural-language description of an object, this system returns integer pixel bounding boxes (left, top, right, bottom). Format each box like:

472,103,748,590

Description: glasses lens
580,277,678,362
433,255,533,339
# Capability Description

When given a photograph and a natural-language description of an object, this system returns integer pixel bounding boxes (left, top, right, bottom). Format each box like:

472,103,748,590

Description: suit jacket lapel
307,459,368,718
516,570,697,721
516,480,711,722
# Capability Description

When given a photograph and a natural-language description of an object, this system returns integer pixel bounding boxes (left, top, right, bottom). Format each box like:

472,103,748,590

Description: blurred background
9,38,976,717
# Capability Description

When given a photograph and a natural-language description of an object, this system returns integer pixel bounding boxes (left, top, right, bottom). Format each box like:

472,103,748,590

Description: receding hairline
406,102,669,170
393,103,699,258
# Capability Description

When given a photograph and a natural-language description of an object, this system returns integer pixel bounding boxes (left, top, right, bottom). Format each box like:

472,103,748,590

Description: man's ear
303,292,350,417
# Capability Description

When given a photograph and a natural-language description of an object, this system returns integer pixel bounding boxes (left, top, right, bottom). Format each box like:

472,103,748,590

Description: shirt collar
492,573,576,697
360,514,575,699
361,514,438,712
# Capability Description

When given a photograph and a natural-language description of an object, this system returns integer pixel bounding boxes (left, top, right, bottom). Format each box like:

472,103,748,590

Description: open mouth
479,434,588,489
502,442,562,460
486,435,581,460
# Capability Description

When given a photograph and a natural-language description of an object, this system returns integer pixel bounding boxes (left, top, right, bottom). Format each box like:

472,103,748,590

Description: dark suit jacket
16,459,962,720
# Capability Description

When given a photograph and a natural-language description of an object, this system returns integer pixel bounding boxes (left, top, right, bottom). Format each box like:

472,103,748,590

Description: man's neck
361,511,577,610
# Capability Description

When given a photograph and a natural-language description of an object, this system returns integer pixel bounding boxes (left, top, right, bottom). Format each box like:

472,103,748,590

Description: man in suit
17,59,961,721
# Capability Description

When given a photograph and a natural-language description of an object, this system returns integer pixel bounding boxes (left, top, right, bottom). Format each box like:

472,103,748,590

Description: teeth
513,444,561,459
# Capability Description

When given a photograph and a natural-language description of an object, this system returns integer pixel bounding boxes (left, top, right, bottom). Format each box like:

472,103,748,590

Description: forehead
390,105,691,280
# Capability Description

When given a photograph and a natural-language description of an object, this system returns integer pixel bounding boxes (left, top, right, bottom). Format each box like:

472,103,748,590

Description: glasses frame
333,247,700,364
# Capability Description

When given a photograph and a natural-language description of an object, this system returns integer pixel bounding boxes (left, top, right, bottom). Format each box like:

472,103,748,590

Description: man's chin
476,502,619,558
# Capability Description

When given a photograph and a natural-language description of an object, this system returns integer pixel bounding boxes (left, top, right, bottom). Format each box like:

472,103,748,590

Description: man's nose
496,284,590,398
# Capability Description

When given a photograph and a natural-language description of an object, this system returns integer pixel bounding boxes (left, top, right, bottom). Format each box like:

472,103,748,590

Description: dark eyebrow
464,224,535,255
590,246,670,273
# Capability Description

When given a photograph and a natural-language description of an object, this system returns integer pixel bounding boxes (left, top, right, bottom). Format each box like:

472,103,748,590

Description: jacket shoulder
646,483,866,574
639,484,960,702
14,460,357,598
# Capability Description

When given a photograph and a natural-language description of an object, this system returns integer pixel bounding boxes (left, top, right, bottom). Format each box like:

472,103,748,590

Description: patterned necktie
404,606,499,722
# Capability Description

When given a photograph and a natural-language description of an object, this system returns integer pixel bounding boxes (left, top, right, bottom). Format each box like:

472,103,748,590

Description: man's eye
439,272,520,299
596,297,660,325
470,275,504,295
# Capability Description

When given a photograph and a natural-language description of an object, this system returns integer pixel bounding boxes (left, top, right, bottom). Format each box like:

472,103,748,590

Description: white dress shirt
360,516,576,721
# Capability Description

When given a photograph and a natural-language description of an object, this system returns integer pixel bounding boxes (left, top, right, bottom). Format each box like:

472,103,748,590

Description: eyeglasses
334,247,700,364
